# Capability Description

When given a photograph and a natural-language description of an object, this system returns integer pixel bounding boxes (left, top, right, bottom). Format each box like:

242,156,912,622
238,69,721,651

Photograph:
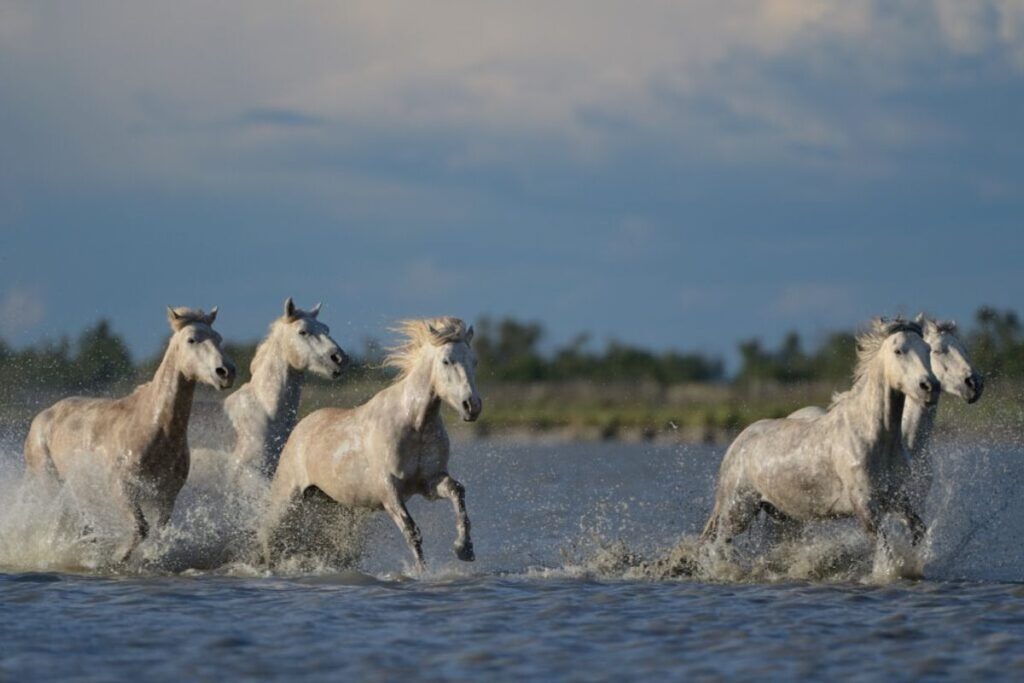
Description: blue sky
1,1,1022,366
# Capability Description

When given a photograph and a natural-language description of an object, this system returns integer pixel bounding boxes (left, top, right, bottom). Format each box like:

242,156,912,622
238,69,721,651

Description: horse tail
23,410,59,485
700,498,721,542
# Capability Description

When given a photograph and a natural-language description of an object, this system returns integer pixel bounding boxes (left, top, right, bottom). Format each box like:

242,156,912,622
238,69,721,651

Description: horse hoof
455,541,475,562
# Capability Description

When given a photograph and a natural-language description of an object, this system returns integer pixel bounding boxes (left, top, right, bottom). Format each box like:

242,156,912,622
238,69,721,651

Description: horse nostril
919,381,931,393
331,352,346,366
216,367,228,378
462,400,471,412
965,376,976,390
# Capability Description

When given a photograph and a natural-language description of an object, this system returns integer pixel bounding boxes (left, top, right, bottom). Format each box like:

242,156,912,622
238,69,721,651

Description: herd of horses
17,299,983,573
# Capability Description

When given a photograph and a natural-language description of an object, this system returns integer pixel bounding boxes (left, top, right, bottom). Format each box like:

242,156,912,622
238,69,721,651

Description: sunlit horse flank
261,317,482,570
224,298,348,476
788,315,984,514
701,318,939,562
24,307,236,563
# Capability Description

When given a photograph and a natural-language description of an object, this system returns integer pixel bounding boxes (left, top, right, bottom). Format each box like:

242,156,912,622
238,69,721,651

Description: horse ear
167,306,182,329
465,325,474,343
284,297,296,319
914,313,925,326
207,306,218,324
428,324,440,338
310,302,321,318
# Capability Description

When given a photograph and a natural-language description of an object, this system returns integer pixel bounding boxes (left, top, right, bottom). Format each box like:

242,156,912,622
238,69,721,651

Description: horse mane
828,317,923,409
250,323,282,375
249,306,315,375
384,317,470,380
914,313,958,339
167,306,217,331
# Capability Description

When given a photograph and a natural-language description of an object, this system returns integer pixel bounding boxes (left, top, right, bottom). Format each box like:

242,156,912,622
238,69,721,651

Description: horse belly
756,461,846,520
314,455,383,510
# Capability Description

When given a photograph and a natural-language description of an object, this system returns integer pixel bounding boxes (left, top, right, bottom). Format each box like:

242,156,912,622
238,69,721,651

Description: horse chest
393,428,448,479
131,433,189,482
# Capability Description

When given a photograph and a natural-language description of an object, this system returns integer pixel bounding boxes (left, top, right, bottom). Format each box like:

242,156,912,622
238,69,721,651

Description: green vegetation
2,307,1023,442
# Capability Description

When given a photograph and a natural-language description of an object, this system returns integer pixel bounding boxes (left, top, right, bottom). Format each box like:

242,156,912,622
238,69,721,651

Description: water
2,439,1024,680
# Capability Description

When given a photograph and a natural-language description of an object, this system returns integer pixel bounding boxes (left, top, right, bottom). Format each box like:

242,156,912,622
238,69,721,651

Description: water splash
0,443,373,576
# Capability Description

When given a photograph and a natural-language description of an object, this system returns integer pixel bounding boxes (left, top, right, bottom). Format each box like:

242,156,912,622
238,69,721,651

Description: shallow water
3,439,1024,679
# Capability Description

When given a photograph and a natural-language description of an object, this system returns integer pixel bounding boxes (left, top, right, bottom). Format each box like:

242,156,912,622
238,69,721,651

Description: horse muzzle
965,374,984,404
461,396,483,422
215,363,236,389
330,350,350,378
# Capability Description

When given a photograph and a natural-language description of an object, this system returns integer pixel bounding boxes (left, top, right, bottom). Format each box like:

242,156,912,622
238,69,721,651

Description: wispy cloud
4,0,1023,195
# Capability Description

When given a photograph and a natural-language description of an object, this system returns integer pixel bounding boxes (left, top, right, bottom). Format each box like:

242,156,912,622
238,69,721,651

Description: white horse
224,298,348,476
261,317,482,569
701,319,939,557
24,307,236,562
789,315,983,511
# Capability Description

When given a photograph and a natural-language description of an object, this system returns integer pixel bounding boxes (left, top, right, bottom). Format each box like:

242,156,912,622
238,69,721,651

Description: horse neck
383,355,441,431
249,334,304,421
902,399,937,456
140,344,197,438
837,362,905,460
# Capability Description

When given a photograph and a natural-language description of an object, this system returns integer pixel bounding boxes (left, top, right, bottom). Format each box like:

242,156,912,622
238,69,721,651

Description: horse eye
894,349,902,355
187,338,196,344
442,359,450,366
299,330,308,336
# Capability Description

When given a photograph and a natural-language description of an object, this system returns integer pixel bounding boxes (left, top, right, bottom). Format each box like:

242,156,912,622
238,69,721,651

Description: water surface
2,440,1023,680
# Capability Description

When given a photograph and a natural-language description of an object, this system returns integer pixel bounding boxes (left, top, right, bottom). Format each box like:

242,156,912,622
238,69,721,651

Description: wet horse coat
702,320,939,557
24,307,236,561
261,317,482,569
224,298,347,476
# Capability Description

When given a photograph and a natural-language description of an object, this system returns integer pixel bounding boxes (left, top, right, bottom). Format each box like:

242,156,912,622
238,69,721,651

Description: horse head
872,319,940,406
916,315,984,404
427,321,482,422
278,297,348,379
167,306,236,389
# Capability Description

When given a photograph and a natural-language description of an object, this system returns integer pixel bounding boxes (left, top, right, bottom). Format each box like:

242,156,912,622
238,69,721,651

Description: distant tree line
0,320,134,393
1,307,1023,393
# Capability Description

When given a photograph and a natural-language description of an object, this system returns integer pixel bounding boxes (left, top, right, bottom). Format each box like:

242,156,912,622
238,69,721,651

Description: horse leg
759,500,802,544
891,492,926,547
702,490,758,567
115,491,149,565
259,481,301,565
427,474,474,562
383,488,425,571
853,497,899,565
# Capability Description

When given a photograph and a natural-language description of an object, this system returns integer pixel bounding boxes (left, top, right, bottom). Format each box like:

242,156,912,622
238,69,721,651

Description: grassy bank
296,378,1023,444
3,376,1020,447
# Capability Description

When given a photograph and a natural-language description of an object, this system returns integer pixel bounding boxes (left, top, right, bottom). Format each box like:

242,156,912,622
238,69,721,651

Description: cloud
0,287,46,338
5,0,1023,199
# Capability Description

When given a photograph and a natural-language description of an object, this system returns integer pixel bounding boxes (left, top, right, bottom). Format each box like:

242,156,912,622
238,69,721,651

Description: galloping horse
261,317,481,569
224,298,348,476
701,319,939,558
24,307,236,562
788,315,983,513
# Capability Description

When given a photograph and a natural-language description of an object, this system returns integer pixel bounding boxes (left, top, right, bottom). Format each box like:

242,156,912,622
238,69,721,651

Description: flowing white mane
828,317,923,408
248,305,315,375
852,317,923,383
385,317,470,380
